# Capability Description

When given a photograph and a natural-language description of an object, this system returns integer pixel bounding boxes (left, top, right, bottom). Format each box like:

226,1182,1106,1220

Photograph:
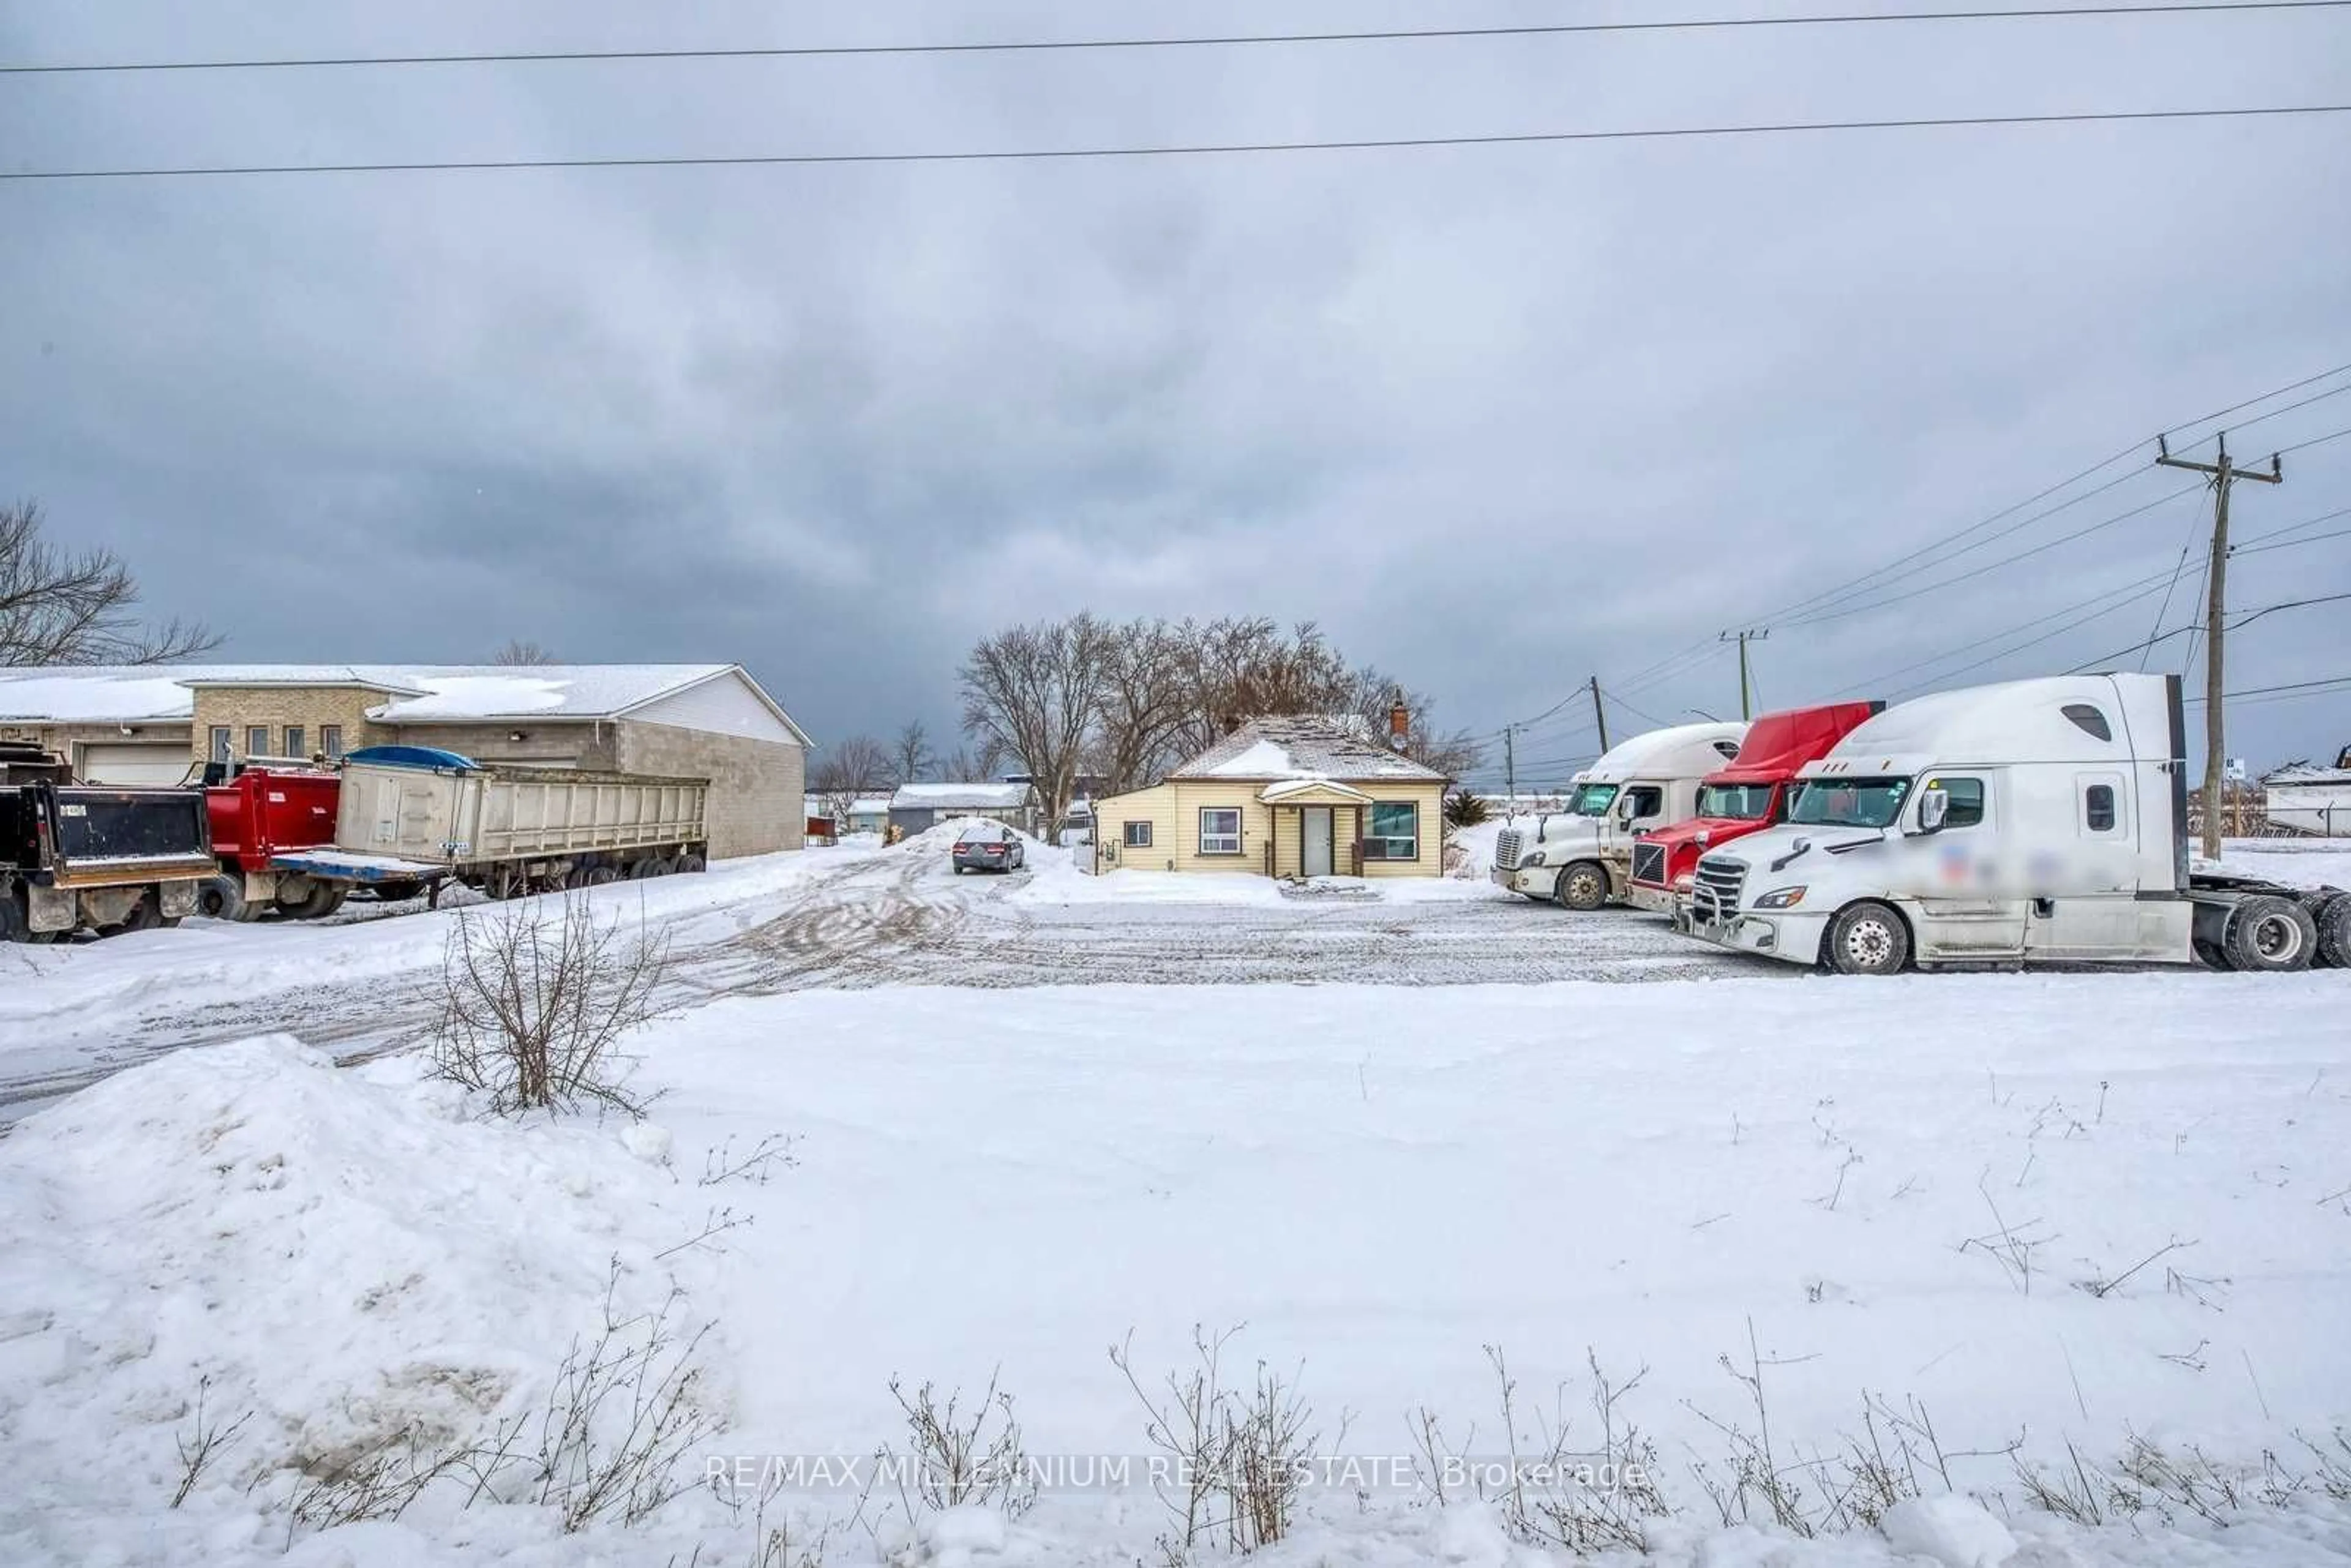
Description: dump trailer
199,760,349,921
1,741,213,942
266,746,711,902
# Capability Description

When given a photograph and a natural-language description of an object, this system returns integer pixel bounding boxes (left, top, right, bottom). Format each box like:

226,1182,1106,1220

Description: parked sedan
951,822,1026,874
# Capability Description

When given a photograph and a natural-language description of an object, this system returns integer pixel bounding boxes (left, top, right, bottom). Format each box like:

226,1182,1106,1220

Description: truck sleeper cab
1681,673,2351,974
1491,721,1748,910
1624,701,1884,918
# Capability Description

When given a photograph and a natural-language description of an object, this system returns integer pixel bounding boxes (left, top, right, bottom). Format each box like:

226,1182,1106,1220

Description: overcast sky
4,0,2347,782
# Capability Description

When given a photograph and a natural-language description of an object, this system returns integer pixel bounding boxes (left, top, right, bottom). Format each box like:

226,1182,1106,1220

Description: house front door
1300,806,1333,877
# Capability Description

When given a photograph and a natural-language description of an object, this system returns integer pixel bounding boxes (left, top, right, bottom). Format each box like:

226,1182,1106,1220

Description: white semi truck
1490,721,1748,909
1681,672,2351,974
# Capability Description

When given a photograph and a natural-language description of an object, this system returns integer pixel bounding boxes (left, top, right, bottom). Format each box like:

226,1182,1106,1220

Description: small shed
888,782,1040,838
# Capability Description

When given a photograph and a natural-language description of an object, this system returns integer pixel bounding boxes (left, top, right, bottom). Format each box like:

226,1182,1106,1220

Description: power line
7,103,2349,182
11,4,2345,75
1782,481,2207,628
2182,672,2351,704
1742,358,2351,627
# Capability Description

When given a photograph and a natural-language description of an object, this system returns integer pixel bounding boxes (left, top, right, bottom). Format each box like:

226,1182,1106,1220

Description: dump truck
1,741,213,941
197,759,351,921
264,746,711,903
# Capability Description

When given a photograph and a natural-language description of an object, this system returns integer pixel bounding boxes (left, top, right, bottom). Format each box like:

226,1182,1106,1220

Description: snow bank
0,1038,720,1566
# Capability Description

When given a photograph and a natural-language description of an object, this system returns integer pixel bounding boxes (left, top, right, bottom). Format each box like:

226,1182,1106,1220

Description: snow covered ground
1,835,2347,1565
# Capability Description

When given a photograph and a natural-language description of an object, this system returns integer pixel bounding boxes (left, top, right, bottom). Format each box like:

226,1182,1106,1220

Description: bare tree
492,639,557,666
959,614,1112,830
937,743,999,784
810,734,891,797
891,720,936,786
0,500,219,665
1092,618,1197,795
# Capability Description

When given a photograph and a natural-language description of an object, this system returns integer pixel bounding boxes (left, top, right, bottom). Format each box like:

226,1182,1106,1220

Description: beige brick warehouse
0,664,812,859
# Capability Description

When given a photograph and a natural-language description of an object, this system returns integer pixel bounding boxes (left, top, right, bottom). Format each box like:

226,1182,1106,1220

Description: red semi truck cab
1623,701,1884,918
200,765,350,921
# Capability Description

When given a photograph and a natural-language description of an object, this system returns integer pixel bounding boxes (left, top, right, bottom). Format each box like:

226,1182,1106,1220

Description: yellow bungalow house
1089,715,1449,880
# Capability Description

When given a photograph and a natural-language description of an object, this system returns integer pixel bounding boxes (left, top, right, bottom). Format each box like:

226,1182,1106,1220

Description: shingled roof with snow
1164,715,1447,783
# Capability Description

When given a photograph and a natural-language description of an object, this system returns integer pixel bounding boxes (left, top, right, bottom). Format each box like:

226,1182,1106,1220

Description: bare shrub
887,1370,1037,1520
700,1133,800,1188
429,891,672,1117
286,1423,482,1539
525,1264,720,1531
1498,1346,1670,1553
169,1375,252,1508
1110,1324,1341,1557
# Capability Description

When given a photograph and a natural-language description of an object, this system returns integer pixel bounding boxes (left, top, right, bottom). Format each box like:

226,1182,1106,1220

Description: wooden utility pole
1502,725,1518,811
1720,629,1769,720
1586,676,1610,752
2156,429,2283,859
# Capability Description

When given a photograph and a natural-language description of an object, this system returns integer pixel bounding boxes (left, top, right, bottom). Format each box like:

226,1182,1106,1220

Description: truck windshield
1567,782,1618,816
1788,777,1912,829
1695,782,1774,820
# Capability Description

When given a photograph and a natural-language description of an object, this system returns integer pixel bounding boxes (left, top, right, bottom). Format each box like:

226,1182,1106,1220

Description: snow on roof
0,662,750,724
891,782,1033,811
1168,715,1447,783
0,669,201,722
847,797,894,815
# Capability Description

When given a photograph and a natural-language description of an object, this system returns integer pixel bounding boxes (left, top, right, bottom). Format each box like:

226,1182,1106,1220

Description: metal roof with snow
0,662,809,744
1164,715,1447,784
890,782,1035,811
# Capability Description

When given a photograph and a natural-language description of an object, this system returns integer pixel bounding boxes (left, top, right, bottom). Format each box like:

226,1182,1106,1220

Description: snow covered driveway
0,840,1742,1122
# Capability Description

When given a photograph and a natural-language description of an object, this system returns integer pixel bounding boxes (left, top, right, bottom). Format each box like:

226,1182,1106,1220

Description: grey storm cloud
3,0,2348,780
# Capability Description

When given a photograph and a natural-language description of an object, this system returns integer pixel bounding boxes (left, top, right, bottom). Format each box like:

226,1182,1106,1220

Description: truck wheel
197,874,246,921
285,883,347,920
1552,861,1608,911
583,866,618,887
371,879,424,903
2318,896,2351,970
2221,895,2317,973
1826,901,1910,975
678,852,707,874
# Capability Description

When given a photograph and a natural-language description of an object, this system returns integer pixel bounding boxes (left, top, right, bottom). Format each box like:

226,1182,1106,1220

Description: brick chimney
1388,701,1410,750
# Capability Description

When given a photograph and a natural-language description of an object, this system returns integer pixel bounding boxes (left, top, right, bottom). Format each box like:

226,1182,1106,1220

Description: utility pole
1586,676,1610,752
1720,629,1769,720
1503,725,1518,812
2156,429,2283,859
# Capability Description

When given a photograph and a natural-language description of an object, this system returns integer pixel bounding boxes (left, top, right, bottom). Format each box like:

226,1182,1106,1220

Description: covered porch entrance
1257,779,1371,879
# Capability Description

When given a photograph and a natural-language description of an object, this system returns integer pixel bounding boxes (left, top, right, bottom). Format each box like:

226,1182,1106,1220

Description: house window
2085,783,2117,833
246,726,269,757
1124,821,1153,849
1198,808,1242,855
321,724,343,760
1363,801,1419,861
283,725,305,758
209,727,231,763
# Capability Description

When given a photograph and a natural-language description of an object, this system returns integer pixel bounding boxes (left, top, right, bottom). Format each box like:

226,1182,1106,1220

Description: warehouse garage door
77,743,192,785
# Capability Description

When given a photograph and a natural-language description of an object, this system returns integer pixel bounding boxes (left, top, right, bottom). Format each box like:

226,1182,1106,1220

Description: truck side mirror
1615,795,1635,823
1913,787,1949,835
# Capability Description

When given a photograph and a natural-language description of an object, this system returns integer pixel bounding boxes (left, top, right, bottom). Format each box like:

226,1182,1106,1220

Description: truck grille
1690,855,1747,923
1494,828,1524,871
1631,842,1666,887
